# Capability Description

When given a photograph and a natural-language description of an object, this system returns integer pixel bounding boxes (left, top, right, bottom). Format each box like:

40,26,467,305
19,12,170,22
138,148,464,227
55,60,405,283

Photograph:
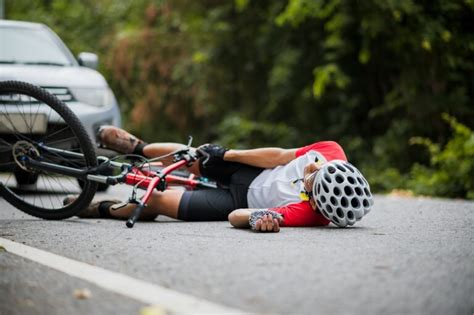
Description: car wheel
14,169,39,187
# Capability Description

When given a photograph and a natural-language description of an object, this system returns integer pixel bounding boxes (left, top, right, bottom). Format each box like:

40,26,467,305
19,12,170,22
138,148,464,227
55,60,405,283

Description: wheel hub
12,140,40,171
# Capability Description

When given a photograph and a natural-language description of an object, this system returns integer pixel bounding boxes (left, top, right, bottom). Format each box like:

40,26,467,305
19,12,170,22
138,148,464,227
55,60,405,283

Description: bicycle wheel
0,80,98,219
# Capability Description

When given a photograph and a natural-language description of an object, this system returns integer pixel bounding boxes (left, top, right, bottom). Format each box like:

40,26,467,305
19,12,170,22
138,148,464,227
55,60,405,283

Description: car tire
14,169,39,187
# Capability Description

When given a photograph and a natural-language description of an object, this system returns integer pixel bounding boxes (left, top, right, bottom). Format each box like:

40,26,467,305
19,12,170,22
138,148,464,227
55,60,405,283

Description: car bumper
65,101,122,144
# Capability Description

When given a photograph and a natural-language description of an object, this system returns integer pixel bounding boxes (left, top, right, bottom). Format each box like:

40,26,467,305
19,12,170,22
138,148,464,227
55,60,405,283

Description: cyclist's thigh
177,189,236,221
198,160,244,185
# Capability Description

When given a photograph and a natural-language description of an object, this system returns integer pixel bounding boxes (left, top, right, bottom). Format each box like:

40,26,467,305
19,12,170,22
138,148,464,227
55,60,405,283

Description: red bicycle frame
123,159,201,206
117,155,213,228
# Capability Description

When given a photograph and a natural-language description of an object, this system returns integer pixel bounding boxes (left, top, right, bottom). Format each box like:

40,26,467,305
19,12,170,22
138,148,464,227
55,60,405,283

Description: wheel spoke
39,124,72,143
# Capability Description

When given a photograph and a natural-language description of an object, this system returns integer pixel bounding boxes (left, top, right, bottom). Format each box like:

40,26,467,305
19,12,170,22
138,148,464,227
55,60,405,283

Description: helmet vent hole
364,188,371,196
335,175,344,184
348,177,355,184
330,196,338,206
363,199,369,207
345,163,355,172
351,198,360,208
336,165,346,172
328,166,336,174
321,195,326,203
336,208,344,218
317,200,322,209
355,187,363,196
322,209,330,218
332,216,340,224
341,197,349,208
347,211,354,220
324,174,332,183
341,197,348,208
357,177,364,185
344,186,353,196
333,187,341,196
326,205,333,213
323,183,329,193
317,184,321,195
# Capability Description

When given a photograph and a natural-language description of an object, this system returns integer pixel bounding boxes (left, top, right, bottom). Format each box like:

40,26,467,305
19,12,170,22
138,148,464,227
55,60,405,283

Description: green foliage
408,114,474,199
234,0,250,12
5,0,474,198
313,64,349,99
362,166,407,194
216,115,298,149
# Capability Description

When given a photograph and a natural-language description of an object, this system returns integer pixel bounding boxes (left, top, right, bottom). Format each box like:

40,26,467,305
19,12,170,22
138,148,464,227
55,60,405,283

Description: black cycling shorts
177,160,263,221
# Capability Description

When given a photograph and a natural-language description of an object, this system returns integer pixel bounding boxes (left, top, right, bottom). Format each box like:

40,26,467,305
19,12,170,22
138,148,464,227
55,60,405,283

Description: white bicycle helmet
313,160,374,227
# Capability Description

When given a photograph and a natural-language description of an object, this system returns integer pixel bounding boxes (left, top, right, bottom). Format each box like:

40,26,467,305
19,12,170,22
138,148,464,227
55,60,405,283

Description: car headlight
70,87,115,107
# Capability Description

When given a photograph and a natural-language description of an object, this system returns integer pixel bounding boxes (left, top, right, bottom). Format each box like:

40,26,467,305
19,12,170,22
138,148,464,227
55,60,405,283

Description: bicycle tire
0,80,98,220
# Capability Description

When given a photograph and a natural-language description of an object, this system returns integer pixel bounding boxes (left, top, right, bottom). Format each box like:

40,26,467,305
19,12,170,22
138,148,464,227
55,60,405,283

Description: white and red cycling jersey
246,141,347,227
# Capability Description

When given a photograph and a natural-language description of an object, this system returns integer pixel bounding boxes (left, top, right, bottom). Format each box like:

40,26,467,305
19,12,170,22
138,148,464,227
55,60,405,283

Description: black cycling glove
198,143,228,168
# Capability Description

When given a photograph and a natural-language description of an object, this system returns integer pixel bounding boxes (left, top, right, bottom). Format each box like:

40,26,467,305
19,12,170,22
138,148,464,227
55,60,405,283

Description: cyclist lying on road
65,126,374,232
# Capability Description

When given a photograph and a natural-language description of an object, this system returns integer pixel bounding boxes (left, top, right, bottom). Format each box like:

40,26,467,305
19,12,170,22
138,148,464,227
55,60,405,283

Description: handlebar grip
126,203,145,228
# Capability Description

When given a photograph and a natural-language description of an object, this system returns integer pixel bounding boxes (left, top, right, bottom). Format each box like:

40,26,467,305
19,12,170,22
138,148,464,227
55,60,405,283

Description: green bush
408,114,474,199
215,115,298,149
362,166,407,194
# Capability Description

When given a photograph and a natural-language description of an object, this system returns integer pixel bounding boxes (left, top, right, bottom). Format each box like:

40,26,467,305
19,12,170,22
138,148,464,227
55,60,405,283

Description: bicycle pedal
110,202,128,211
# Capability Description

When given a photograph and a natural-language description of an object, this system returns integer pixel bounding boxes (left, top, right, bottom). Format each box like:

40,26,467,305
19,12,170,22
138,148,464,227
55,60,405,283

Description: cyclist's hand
197,143,228,168
249,210,283,233
255,214,282,233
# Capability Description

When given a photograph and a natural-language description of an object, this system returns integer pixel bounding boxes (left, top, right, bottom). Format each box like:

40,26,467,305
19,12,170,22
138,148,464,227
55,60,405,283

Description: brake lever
186,135,193,147
196,148,211,168
172,136,194,159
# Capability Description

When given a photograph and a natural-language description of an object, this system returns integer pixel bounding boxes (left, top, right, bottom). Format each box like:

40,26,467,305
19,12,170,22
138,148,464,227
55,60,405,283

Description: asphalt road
0,184,473,315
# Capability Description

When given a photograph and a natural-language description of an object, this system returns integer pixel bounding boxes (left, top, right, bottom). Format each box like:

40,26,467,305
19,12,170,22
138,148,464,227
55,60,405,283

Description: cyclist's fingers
273,218,280,232
266,214,274,231
259,217,268,232
255,219,262,231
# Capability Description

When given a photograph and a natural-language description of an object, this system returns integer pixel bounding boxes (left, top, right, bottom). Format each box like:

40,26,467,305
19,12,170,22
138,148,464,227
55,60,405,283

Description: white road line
0,237,247,315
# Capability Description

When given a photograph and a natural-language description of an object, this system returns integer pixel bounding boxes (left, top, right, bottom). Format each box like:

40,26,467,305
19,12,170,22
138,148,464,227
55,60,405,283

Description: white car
0,19,122,143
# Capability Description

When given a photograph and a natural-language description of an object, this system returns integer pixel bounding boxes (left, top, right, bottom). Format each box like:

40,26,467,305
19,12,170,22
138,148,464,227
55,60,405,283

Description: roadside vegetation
6,0,474,199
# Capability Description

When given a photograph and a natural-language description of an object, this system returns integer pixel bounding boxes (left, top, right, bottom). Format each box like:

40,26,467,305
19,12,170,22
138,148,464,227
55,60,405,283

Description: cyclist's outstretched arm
224,148,297,168
228,202,329,232
228,209,282,233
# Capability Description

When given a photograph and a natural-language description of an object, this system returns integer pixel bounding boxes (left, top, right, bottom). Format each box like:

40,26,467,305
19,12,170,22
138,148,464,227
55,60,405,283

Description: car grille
42,87,75,102
0,87,75,104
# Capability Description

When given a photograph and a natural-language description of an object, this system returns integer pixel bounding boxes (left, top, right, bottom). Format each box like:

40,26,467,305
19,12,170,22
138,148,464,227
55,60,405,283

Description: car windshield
0,26,73,66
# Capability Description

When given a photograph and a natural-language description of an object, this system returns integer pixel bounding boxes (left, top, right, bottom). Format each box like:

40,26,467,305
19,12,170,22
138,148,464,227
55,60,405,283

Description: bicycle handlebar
126,203,145,228
169,136,210,167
